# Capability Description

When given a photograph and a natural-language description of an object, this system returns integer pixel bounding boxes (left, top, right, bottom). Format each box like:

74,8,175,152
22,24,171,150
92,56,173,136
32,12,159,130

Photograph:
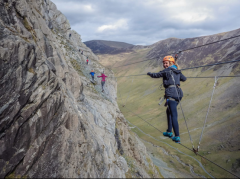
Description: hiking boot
163,131,173,138
172,136,180,143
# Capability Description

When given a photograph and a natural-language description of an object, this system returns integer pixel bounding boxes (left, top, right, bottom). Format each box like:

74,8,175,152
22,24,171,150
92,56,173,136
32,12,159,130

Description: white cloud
173,12,212,23
52,2,94,13
163,0,214,23
51,0,240,45
83,5,93,12
97,19,128,32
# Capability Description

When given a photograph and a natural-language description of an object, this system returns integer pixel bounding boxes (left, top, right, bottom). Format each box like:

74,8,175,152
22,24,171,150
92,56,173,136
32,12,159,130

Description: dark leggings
166,100,179,136
101,81,105,90
91,76,94,81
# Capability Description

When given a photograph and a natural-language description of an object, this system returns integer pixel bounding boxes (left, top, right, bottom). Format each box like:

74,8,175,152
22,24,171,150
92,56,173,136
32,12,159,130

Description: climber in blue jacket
90,69,95,81
147,56,187,143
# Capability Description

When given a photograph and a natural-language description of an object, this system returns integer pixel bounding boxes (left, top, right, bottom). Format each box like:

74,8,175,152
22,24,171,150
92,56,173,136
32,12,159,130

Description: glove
147,72,152,76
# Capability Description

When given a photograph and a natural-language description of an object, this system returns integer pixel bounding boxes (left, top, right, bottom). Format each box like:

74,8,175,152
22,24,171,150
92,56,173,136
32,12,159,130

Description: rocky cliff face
0,0,161,178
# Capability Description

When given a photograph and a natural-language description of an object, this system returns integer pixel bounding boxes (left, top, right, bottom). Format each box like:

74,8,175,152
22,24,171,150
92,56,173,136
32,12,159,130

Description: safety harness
158,84,180,106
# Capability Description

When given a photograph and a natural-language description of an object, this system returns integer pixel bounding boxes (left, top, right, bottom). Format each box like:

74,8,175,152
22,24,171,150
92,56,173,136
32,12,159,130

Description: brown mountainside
84,40,135,55
147,29,240,71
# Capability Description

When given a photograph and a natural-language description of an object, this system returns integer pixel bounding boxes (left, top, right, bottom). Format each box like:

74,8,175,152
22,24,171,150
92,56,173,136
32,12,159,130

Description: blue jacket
90,72,95,76
148,66,187,100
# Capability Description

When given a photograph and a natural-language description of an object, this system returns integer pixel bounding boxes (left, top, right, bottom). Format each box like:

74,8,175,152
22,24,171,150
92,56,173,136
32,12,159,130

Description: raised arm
147,71,163,78
180,73,187,82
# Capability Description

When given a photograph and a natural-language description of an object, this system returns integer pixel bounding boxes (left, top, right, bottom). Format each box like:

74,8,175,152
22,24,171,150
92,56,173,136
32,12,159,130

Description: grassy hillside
84,40,134,54
85,40,134,49
98,45,240,178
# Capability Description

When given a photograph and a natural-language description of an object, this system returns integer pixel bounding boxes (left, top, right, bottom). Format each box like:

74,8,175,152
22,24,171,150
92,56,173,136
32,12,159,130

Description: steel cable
197,76,218,152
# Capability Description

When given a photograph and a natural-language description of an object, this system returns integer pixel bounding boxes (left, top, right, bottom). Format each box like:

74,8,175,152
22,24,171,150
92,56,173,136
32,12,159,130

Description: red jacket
97,74,107,81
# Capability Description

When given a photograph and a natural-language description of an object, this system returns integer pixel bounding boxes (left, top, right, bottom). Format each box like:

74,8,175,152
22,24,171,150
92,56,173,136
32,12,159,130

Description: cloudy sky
51,0,240,45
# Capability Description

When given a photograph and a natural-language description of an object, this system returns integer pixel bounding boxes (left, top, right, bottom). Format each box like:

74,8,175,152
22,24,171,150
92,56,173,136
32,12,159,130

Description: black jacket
148,67,187,100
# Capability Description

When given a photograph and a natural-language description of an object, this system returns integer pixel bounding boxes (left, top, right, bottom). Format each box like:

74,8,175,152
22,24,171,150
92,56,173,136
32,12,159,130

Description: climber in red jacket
97,72,108,92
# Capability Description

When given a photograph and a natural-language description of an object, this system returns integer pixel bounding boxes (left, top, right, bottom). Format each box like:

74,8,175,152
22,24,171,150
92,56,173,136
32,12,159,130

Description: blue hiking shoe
163,132,173,138
172,136,180,143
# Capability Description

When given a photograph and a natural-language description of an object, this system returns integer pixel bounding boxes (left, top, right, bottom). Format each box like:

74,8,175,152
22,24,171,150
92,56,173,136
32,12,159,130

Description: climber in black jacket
147,56,187,143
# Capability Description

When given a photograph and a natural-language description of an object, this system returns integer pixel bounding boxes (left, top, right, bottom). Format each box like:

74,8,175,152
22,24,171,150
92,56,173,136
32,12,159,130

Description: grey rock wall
0,0,161,178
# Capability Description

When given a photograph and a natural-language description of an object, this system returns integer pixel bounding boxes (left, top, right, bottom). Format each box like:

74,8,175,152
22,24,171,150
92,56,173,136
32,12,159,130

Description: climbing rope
169,70,195,150
181,59,240,71
111,74,240,79
123,109,160,123
113,34,240,68
111,59,240,78
197,76,219,152
123,105,164,133
187,75,240,78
